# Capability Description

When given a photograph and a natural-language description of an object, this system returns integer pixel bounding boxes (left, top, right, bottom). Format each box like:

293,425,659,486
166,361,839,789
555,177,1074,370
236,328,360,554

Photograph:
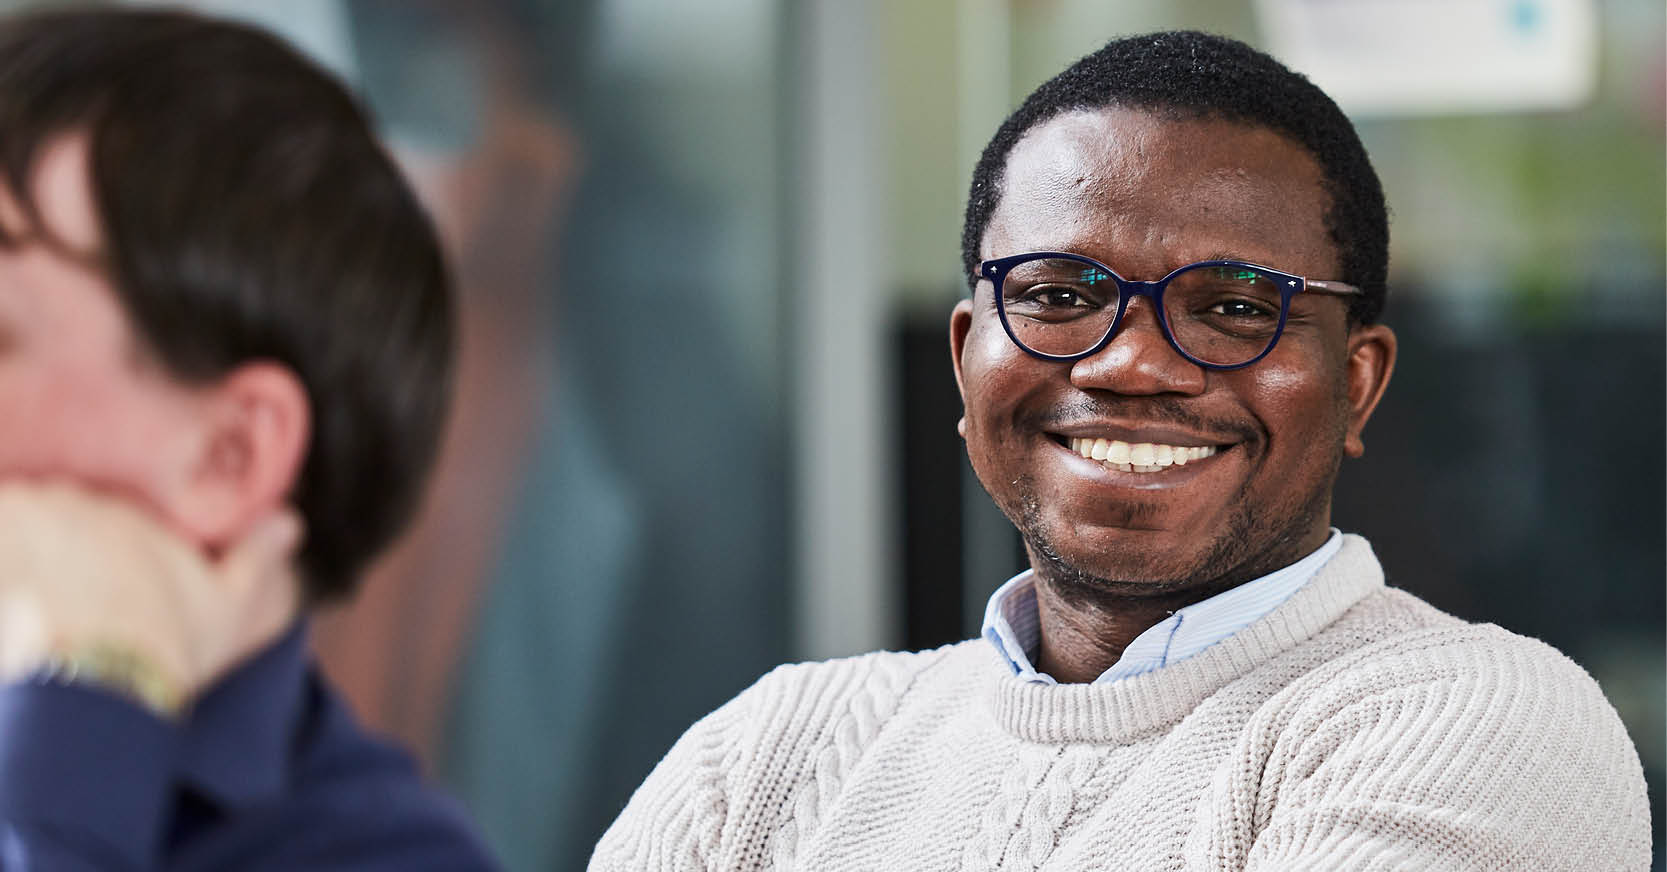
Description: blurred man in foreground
0,8,496,869
592,32,1649,870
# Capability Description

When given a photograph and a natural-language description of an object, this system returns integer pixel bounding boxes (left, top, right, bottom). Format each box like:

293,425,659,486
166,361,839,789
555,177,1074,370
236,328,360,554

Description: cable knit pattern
770,651,926,870
589,536,1652,871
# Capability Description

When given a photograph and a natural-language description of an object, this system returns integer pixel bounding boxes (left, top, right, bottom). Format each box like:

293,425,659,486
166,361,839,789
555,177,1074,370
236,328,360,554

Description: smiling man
0,8,496,870
591,31,1650,871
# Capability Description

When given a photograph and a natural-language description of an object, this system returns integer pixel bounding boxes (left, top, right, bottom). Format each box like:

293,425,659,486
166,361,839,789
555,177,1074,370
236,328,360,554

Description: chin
1043,531,1219,592
1014,485,1264,592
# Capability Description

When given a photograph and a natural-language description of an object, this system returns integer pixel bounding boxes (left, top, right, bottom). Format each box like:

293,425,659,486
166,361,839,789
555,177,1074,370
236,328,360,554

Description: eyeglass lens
998,257,1286,366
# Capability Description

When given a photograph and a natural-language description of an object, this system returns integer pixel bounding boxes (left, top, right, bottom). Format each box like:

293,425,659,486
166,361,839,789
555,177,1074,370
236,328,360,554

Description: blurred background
24,0,1663,868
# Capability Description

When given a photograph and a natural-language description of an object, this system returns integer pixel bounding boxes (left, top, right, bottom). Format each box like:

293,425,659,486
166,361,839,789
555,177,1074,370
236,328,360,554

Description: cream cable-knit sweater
591,537,1651,870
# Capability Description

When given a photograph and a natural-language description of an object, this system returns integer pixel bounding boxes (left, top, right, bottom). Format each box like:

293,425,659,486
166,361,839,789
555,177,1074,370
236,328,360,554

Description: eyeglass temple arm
1304,279,1363,297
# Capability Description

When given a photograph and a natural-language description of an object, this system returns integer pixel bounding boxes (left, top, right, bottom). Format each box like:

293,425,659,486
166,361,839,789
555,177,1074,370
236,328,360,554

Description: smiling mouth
1064,436,1220,474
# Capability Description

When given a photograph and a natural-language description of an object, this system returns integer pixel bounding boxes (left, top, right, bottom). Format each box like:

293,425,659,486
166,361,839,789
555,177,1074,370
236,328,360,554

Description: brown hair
0,7,455,602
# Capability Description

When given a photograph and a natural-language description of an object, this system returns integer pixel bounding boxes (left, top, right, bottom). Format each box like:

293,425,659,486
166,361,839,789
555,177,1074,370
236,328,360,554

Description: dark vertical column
897,311,966,650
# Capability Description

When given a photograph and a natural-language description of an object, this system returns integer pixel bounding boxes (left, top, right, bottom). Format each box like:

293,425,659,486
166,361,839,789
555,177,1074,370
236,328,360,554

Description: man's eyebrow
1196,250,1256,264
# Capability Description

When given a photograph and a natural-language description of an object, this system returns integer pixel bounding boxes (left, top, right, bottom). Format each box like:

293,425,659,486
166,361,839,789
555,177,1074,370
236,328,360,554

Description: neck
1028,525,1333,684
1031,574,1239,684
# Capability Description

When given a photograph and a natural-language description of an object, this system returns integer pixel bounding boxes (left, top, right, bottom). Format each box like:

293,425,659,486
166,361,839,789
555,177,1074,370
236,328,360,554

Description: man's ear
949,299,974,438
1343,323,1396,458
170,362,311,548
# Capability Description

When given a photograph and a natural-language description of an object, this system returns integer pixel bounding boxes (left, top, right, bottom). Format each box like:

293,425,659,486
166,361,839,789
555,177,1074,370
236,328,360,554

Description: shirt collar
982,570,1045,681
982,529,1343,685
176,620,311,807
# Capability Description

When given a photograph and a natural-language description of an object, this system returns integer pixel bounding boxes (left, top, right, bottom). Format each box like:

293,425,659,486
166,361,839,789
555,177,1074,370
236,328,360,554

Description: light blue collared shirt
982,529,1343,684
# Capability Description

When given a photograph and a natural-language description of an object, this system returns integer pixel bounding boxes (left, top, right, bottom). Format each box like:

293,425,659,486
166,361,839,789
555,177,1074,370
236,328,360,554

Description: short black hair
962,30,1388,325
0,8,454,602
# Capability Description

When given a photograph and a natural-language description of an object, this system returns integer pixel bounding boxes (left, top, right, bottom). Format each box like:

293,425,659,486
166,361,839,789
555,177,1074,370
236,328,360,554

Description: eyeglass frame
976,251,1365,371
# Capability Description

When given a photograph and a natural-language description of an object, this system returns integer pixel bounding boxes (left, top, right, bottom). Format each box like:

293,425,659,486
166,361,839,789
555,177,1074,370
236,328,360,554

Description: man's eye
1204,298,1277,319
1019,285,1094,308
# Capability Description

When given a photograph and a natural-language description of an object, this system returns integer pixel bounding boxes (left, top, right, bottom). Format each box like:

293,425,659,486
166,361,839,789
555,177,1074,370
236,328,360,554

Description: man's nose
1067,296,1207,395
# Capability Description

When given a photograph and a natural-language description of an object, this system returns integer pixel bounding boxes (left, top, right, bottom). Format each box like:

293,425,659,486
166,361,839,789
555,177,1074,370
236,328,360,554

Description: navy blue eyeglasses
978,252,1364,371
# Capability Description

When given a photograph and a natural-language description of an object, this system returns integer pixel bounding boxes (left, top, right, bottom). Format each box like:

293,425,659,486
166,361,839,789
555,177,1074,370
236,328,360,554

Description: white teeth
1065,438,1220,473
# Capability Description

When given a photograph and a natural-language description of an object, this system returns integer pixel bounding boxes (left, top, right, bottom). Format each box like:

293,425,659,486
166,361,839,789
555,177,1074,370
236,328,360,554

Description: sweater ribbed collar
986,535,1384,745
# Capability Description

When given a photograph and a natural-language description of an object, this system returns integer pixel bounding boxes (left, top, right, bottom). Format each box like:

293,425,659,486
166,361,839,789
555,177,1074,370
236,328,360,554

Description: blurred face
0,135,203,521
952,107,1391,593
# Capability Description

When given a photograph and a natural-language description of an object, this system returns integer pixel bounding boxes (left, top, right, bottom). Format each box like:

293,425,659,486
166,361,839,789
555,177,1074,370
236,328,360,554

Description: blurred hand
0,480,302,714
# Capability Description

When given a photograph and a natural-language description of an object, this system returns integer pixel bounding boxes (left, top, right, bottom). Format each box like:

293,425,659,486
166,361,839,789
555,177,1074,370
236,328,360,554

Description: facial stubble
1008,435,1344,606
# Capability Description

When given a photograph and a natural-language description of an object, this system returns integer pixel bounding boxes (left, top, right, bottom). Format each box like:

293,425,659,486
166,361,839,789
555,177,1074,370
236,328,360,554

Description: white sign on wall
1253,0,1599,116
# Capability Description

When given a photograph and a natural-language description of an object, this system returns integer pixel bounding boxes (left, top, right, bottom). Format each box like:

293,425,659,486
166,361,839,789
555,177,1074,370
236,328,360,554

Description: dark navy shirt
0,624,499,870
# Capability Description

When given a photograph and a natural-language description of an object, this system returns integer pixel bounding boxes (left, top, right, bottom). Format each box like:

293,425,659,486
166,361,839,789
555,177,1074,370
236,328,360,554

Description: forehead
985,106,1338,277
0,133,102,254
0,134,129,350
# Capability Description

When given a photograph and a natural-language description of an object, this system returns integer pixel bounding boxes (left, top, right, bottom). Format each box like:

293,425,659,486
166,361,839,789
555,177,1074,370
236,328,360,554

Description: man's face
0,135,203,524
951,107,1394,594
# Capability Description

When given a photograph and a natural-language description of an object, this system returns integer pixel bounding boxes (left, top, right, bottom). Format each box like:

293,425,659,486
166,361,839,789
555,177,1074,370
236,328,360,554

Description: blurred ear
949,299,974,438
169,362,311,548
1343,323,1396,458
